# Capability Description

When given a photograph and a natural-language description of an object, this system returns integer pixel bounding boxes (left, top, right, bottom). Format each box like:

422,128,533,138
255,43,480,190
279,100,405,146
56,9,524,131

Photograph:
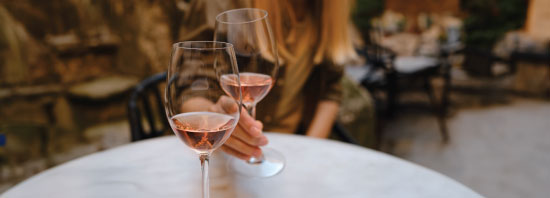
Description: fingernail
251,127,262,137
255,121,263,128
258,137,268,146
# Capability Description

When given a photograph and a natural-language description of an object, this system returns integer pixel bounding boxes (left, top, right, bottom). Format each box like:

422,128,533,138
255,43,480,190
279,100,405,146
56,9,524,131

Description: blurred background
0,0,549,197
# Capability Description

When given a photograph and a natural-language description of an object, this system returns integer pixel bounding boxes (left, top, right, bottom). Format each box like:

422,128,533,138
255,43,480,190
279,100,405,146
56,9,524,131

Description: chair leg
370,90,385,150
442,65,452,117
386,72,398,118
332,123,359,145
374,116,384,150
424,78,449,143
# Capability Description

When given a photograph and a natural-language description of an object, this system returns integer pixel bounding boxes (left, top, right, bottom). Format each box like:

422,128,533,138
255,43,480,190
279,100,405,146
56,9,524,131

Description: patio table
1,133,483,198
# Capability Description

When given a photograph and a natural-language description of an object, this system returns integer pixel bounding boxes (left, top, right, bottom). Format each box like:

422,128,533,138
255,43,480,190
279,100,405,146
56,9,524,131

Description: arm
304,61,344,138
306,100,339,138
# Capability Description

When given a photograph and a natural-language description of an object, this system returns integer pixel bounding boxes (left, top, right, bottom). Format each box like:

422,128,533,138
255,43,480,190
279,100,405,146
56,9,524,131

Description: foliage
352,0,384,37
461,0,527,49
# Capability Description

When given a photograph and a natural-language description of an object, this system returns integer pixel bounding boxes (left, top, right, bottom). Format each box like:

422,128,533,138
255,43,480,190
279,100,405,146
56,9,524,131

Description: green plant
461,0,527,49
352,0,384,38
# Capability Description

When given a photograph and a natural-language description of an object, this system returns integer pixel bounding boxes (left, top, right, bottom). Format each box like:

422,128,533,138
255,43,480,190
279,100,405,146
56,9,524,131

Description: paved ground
382,97,550,198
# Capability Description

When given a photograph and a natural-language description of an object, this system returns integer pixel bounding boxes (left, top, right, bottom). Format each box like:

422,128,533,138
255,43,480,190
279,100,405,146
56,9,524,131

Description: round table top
2,133,483,198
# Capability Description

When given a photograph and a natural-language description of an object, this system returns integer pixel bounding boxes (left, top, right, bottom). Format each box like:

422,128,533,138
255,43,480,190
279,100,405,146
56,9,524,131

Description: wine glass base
228,147,285,177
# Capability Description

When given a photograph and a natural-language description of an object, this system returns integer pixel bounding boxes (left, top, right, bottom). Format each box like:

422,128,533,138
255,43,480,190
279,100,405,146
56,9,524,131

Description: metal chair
358,43,450,143
127,72,169,142
461,47,516,78
509,45,550,97
332,124,359,145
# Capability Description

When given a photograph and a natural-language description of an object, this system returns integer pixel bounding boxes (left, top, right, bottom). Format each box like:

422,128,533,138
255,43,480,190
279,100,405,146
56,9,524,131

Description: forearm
306,100,339,138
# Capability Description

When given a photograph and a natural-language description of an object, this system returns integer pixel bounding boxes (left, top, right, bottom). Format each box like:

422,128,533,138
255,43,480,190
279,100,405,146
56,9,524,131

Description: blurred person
180,0,359,160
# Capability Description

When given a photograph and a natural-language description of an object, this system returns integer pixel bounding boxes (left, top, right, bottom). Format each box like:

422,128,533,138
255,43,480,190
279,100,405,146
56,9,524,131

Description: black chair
128,72,359,145
332,123,359,145
128,72,169,142
461,47,516,78
509,45,550,97
358,43,450,144
458,43,550,99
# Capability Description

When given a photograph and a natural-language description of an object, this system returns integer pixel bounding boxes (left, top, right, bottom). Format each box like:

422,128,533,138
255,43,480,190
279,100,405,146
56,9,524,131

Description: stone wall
0,0,191,192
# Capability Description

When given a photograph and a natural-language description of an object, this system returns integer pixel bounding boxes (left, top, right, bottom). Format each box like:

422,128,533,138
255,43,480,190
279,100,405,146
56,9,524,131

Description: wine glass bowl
164,41,241,198
171,111,236,153
215,8,278,66
220,72,273,108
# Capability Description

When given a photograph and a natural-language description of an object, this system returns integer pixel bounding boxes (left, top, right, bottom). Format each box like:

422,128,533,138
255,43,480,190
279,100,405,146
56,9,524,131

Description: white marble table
2,133,483,198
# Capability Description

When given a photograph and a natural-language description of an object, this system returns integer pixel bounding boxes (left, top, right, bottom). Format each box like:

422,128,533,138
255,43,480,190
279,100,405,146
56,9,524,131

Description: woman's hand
209,96,268,160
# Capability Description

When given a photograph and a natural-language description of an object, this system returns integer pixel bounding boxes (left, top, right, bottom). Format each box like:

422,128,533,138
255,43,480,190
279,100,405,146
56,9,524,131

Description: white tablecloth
2,133,483,198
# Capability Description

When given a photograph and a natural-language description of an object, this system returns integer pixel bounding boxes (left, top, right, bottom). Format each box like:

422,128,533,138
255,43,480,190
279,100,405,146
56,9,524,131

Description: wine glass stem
200,154,210,198
245,105,265,164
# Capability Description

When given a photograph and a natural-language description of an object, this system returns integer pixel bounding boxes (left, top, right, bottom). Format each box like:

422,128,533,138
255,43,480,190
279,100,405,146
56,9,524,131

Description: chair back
127,72,169,141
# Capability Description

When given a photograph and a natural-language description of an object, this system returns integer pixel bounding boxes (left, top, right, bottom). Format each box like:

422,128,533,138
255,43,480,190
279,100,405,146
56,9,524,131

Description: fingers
224,136,262,158
221,145,250,161
218,96,239,113
214,96,267,144
221,122,267,160
238,108,265,139
207,103,223,113
232,123,268,146
208,96,239,114
213,96,269,161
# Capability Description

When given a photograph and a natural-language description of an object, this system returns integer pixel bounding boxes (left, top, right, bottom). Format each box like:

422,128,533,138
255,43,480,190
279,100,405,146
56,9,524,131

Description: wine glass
165,41,242,198
215,8,285,177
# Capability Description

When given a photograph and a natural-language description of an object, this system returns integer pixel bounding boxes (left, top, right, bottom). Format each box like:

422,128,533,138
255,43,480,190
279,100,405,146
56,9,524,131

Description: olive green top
256,51,343,134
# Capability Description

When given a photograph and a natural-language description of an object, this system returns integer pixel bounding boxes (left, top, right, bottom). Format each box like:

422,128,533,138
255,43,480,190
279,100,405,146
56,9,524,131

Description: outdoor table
1,133,483,198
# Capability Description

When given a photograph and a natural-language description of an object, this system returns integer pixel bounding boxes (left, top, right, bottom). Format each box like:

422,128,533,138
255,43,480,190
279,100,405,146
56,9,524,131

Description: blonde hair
253,0,358,65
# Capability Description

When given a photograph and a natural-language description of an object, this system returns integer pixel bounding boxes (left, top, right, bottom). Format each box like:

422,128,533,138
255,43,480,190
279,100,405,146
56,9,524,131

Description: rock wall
0,0,180,86
0,0,191,192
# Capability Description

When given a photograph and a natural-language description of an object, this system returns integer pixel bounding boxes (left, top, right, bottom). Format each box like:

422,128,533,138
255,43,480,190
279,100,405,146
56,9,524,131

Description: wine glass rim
216,8,268,24
172,41,234,50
